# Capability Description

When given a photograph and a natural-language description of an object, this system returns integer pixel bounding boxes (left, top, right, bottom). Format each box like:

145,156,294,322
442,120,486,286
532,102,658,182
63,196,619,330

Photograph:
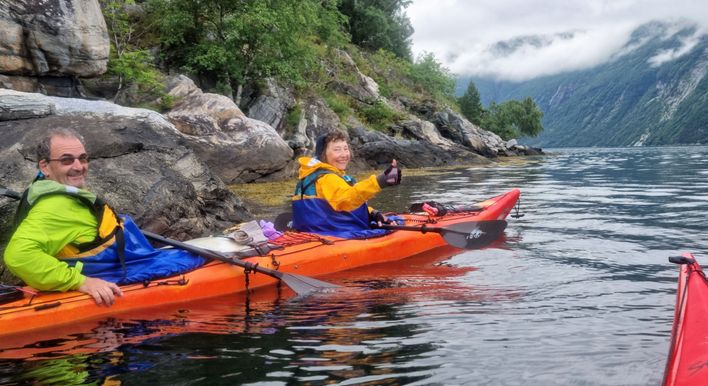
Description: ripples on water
1,146,707,385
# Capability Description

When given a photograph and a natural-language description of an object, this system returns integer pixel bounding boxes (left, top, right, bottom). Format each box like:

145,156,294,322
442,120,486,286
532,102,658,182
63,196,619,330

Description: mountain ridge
457,20,707,147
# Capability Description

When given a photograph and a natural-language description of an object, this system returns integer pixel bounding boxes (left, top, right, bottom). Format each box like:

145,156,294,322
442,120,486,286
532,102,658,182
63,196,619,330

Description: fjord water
2,146,707,385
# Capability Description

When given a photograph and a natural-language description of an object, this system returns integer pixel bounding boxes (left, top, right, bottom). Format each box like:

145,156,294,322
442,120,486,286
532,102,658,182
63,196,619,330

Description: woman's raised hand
377,159,402,187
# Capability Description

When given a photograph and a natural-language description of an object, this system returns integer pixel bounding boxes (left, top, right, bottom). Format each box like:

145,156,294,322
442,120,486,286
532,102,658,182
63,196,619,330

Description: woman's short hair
315,131,349,162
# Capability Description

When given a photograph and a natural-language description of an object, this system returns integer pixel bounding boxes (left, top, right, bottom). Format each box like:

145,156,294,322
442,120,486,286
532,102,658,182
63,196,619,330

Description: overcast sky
407,0,708,81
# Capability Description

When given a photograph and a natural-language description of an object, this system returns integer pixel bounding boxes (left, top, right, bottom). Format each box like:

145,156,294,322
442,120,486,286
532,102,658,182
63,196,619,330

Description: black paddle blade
281,272,340,296
0,186,21,200
439,220,507,249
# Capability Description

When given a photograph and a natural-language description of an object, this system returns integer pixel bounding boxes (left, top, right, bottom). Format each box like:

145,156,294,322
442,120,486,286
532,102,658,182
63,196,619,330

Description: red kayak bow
664,253,708,386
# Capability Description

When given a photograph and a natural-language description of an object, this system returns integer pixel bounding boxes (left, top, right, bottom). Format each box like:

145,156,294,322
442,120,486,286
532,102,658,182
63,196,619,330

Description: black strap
0,285,24,305
297,170,355,199
12,188,31,230
298,170,332,199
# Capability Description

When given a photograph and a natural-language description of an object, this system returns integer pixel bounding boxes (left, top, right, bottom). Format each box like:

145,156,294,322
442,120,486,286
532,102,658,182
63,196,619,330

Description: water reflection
2,146,708,385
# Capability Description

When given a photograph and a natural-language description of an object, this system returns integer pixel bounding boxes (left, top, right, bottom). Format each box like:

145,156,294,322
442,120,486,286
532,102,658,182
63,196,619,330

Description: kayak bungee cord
142,230,340,296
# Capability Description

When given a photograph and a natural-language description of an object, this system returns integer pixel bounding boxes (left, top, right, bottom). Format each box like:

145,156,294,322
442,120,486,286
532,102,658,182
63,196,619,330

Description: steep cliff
462,21,707,147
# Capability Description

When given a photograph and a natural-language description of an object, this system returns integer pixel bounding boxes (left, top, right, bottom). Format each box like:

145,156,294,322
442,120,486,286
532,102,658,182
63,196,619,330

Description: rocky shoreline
0,0,542,284
0,85,540,281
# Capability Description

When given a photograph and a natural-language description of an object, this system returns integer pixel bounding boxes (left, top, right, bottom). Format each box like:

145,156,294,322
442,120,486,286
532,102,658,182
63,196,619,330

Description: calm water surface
1,146,707,385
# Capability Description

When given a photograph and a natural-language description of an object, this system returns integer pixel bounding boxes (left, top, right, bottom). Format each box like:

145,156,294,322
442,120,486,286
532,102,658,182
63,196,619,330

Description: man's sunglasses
46,154,90,165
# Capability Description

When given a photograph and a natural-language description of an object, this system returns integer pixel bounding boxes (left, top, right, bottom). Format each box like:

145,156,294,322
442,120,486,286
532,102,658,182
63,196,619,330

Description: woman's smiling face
323,139,351,171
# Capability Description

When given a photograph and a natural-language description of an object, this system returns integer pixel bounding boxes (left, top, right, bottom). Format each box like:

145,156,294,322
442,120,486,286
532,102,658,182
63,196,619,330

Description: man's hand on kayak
78,277,123,306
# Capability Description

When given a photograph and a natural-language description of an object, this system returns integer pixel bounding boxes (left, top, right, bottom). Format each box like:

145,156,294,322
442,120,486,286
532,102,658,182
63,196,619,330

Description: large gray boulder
327,50,381,104
348,126,489,171
244,78,296,131
165,76,294,183
0,0,109,77
433,108,506,156
0,88,55,120
0,90,252,285
185,116,297,183
397,117,455,147
290,97,347,153
251,95,349,182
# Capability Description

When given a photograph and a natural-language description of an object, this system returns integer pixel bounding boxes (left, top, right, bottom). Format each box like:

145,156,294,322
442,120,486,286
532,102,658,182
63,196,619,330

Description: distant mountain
457,21,707,147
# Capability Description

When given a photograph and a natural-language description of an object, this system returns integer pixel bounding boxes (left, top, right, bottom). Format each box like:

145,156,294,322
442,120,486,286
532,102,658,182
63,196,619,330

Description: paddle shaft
377,223,445,234
138,232,339,295
271,211,505,250
141,230,286,279
376,220,507,249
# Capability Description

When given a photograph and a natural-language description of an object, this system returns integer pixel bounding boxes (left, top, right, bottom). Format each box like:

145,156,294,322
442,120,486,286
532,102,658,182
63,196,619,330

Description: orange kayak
0,188,520,339
663,253,708,386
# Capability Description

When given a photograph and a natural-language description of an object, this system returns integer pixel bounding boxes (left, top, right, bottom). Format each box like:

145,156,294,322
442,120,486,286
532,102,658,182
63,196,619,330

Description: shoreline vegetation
97,0,545,145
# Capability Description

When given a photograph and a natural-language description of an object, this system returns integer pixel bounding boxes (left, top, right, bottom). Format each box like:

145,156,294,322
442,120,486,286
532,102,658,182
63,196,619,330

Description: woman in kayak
292,131,401,238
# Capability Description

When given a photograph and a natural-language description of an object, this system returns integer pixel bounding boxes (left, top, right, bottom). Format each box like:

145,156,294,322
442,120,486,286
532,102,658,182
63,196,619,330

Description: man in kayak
3,128,205,307
292,131,401,238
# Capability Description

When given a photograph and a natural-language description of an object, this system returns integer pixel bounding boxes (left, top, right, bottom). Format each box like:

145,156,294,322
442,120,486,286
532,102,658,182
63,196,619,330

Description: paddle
141,230,339,296
0,186,21,200
0,185,338,296
272,211,506,250
375,220,507,249
669,255,696,265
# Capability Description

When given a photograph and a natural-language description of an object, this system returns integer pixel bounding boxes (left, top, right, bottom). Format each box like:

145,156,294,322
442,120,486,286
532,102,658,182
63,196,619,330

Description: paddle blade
280,272,340,296
0,187,21,200
143,229,340,296
439,220,507,249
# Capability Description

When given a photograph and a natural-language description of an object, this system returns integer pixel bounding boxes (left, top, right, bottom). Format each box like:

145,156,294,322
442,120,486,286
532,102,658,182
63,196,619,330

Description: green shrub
158,94,175,112
409,52,456,101
360,101,400,131
285,105,303,130
324,93,352,120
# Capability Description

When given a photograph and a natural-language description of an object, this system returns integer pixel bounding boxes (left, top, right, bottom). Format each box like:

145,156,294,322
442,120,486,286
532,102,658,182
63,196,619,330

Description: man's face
38,135,89,188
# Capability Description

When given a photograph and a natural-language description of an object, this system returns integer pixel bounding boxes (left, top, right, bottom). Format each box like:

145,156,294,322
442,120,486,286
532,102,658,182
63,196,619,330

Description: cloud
446,26,638,81
407,0,708,81
648,29,704,67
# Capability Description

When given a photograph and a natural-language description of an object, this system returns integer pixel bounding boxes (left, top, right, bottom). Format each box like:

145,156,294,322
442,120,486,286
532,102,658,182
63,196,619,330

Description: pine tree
458,81,484,125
